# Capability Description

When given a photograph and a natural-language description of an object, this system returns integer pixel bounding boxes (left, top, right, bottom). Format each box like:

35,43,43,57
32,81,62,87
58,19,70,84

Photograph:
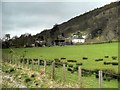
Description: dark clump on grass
112,62,118,65
54,58,60,62
103,62,111,65
104,56,109,58
102,69,119,80
103,76,112,82
24,78,31,83
96,74,99,78
67,67,74,73
82,57,88,60
23,58,28,64
60,57,66,60
20,58,24,63
9,68,15,73
31,74,36,78
112,56,117,60
33,58,38,61
95,59,103,62
33,59,38,64
73,66,78,71
67,60,77,62
68,64,73,68
82,69,93,77
76,63,83,66
55,62,63,67
46,60,52,65
28,59,32,64
36,83,39,86
67,67,72,72
39,60,44,65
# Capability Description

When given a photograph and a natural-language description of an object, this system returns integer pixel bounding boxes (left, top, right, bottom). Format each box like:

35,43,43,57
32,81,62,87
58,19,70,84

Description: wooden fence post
7,55,8,63
52,61,55,80
38,59,40,71
10,55,13,64
63,64,66,82
99,70,102,89
18,57,20,68
27,59,29,68
16,57,18,66
78,66,82,87
32,59,34,70
22,58,24,68
10,55,12,64
44,60,46,75
13,56,15,65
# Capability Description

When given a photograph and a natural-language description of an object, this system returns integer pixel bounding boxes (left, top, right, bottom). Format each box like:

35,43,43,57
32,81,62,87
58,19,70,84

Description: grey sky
2,0,117,38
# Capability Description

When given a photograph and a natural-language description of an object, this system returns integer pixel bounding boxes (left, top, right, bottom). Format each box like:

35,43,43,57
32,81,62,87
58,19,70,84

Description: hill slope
37,1,120,44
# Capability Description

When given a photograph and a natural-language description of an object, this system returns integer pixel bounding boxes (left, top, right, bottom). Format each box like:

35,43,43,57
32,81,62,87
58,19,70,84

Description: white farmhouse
71,33,87,44
72,38,85,43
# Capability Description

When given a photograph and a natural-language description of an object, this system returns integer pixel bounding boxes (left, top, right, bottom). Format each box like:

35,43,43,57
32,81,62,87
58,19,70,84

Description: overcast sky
1,0,117,38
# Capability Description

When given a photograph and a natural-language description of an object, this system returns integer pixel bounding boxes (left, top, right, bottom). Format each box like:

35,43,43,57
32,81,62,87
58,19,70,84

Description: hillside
2,1,120,48
37,1,120,44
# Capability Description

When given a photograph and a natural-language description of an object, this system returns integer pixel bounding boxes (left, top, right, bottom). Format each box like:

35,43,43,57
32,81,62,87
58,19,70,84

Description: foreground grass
2,62,118,88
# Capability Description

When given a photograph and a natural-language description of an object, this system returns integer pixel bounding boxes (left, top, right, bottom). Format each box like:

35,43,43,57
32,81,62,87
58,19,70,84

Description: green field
2,43,119,88
2,42,119,73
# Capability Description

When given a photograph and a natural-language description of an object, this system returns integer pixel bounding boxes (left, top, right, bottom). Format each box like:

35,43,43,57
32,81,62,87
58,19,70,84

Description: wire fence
2,55,120,88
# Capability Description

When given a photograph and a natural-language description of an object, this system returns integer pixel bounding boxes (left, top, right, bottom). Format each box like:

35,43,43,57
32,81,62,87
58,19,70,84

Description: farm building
71,34,87,43
72,38,85,43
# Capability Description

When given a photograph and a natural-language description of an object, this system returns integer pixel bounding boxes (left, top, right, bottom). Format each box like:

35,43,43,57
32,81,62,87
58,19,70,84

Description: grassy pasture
2,42,119,88
2,43,118,73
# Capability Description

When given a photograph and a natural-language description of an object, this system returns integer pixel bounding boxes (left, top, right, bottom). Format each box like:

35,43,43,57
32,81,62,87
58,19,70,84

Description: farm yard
2,42,119,88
